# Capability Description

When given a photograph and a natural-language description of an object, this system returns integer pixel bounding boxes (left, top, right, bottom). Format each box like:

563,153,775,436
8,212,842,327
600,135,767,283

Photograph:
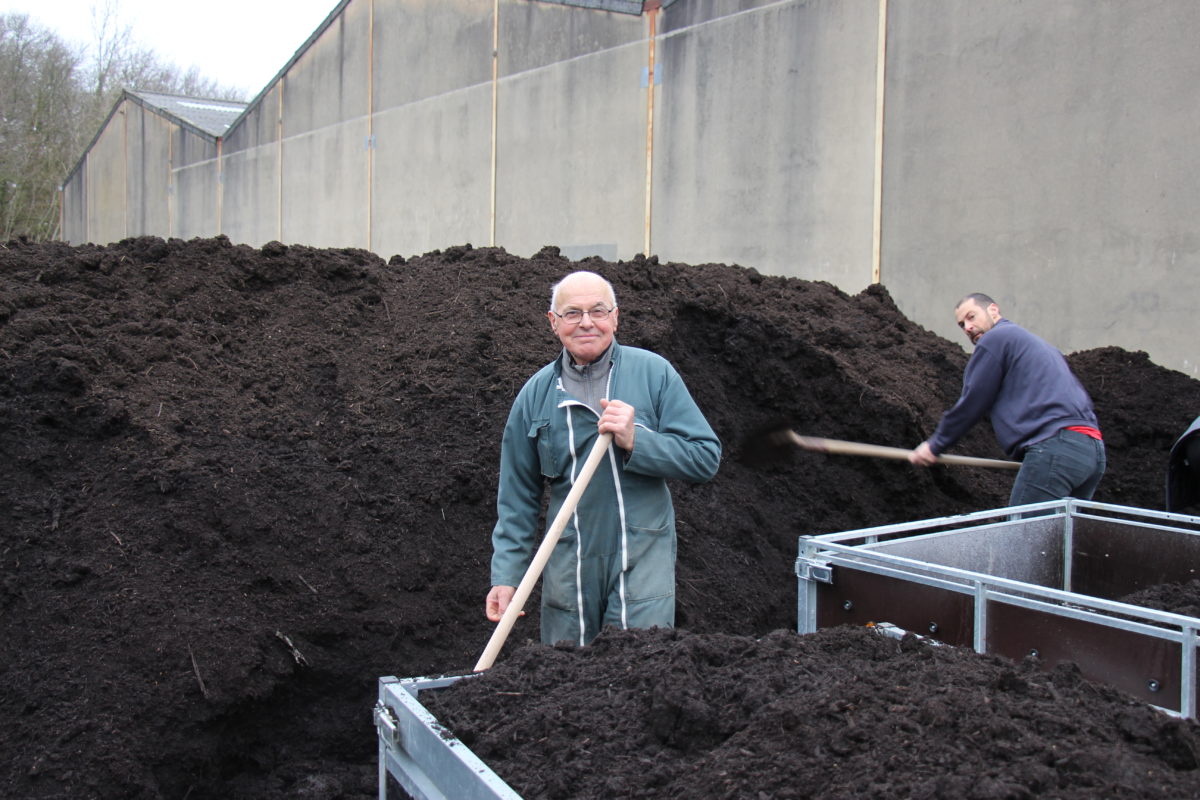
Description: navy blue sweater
929,319,1100,459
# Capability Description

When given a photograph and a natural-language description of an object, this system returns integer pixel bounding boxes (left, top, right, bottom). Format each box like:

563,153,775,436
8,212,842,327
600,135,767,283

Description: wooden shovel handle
474,433,614,672
786,432,1020,470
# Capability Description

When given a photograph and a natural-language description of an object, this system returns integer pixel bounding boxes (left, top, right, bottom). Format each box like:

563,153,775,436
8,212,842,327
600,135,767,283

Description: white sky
0,0,340,99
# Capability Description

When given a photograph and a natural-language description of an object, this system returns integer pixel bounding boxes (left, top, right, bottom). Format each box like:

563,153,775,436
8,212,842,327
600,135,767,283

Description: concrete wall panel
500,0,643,76
173,156,219,241
85,107,130,245
373,0,492,110
283,0,371,137
221,143,282,246
61,169,86,244
495,39,647,259
124,105,147,237
224,83,282,154
661,0,787,32
172,126,217,169
129,108,172,237
882,0,1200,376
653,0,879,289
370,86,492,257
280,120,370,249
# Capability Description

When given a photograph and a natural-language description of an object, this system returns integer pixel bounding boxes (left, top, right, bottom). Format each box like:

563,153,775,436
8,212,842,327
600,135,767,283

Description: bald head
550,271,617,312
548,270,620,364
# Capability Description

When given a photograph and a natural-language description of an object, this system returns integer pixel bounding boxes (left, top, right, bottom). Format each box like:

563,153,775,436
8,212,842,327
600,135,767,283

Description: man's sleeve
927,347,1005,455
489,393,544,587
624,366,721,483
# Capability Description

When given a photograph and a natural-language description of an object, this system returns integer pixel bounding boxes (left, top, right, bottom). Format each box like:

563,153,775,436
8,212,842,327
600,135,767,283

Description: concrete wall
222,82,283,246
369,0,495,255
172,130,220,241
80,105,128,242
59,0,1200,380
654,0,879,288
61,95,221,245
496,4,647,259
881,0,1200,375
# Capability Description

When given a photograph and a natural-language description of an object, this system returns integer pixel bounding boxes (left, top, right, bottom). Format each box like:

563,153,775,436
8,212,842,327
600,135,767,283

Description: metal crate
796,499,1200,717
375,674,523,800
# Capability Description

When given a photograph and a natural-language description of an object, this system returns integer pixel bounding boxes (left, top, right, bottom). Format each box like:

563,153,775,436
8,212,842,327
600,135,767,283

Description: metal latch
374,701,400,747
795,557,833,584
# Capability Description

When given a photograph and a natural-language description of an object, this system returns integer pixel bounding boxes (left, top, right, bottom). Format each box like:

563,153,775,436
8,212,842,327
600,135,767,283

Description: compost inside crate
420,624,1200,800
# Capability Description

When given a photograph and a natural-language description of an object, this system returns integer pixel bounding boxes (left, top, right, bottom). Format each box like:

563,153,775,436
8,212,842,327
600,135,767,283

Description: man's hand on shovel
909,441,939,466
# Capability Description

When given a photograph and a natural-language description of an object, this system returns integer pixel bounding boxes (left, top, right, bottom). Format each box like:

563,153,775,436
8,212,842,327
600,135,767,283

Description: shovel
474,432,613,672
742,427,1020,470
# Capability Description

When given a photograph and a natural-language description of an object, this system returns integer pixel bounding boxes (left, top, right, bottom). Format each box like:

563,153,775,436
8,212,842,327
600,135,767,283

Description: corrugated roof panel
131,91,248,137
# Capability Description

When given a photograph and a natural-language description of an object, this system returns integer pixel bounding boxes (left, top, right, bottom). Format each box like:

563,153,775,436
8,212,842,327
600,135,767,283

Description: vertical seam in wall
871,0,888,285
217,138,224,235
278,81,285,241
123,105,129,239
367,0,375,251
168,128,174,238
490,0,500,248
643,6,658,257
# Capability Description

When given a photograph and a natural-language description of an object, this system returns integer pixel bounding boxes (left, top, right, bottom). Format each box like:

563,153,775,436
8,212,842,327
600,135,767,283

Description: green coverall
490,341,721,645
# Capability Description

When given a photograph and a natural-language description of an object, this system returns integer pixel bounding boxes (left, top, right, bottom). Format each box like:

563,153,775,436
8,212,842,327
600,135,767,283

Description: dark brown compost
2,236,1199,798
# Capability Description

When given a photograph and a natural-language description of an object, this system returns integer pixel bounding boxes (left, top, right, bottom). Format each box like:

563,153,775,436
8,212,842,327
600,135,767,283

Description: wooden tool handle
787,432,1020,470
474,433,614,672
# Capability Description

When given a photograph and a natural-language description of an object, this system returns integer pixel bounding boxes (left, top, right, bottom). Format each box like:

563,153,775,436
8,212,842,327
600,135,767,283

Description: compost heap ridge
2,235,1198,798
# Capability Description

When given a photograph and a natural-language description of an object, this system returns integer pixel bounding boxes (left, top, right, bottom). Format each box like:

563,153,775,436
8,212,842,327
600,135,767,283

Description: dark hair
956,292,996,310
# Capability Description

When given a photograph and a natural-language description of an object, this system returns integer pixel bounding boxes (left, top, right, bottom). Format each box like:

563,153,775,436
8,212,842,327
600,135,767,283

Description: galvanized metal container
375,674,522,800
796,499,1200,717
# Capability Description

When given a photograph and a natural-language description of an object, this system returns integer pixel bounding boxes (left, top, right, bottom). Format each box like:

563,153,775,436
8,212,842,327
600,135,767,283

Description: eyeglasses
553,305,616,324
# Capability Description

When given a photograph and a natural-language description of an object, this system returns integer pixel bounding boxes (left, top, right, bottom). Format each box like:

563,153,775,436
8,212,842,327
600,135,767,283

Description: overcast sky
0,0,339,98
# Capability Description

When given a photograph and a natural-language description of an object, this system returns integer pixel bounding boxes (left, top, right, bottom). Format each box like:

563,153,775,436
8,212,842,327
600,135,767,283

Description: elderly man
485,270,721,646
909,293,1105,506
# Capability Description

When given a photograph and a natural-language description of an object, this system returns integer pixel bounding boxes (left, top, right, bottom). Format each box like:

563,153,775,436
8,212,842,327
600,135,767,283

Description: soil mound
427,625,1200,799
3,235,1199,798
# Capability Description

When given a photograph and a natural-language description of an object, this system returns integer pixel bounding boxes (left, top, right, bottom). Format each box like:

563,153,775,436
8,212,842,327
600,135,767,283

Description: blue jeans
1009,428,1106,507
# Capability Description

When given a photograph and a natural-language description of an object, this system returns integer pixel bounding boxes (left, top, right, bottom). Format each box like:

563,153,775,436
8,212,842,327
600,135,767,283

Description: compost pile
426,625,1200,800
3,235,1200,799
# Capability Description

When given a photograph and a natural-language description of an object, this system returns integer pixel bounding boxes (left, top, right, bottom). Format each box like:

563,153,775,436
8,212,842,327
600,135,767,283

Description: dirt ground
3,235,1200,799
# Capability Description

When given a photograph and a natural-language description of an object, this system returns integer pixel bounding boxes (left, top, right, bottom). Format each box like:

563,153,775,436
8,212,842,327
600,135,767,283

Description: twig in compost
188,644,210,699
66,322,86,346
275,630,310,666
296,573,319,594
176,353,199,370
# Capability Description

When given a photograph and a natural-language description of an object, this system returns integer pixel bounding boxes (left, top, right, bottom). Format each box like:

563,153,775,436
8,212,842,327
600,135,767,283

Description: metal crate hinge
374,701,400,747
795,557,833,584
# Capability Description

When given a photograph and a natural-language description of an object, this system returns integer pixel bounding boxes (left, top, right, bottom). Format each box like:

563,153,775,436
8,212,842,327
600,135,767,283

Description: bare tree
0,2,247,241
0,13,82,240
